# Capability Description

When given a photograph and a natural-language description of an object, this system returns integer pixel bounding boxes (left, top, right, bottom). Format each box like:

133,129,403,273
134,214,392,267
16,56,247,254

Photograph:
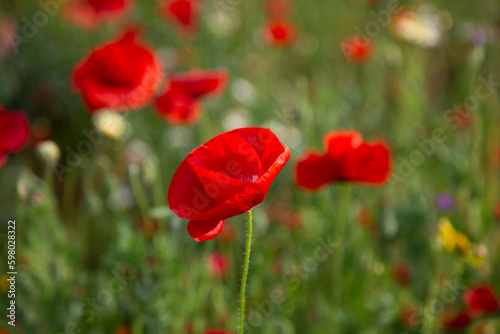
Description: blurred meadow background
1,0,500,333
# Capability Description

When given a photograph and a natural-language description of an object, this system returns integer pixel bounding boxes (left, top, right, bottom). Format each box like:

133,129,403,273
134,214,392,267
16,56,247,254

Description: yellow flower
438,217,471,254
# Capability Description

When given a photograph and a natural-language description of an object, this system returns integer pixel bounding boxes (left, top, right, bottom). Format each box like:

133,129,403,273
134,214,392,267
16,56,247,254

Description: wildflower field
1,0,500,333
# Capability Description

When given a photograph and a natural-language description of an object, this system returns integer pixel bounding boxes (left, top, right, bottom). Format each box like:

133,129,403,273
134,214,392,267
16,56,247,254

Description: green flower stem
128,165,151,224
239,210,253,334
332,185,352,330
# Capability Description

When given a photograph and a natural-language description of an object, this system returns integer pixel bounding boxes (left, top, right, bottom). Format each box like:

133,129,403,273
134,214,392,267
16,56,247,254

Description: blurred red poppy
155,91,202,125
263,19,297,47
267,201,302,230
294,130,391,191
168,127,290,242
155,68,229,125
160,0,200,34
390,263,412,286
72,29,163,112
341,35,374,63
0,17,17,57
0,108,30,168
63,0,132,30
447,108,473,130
207,252,229,277
400,304,419,328
169,68,229,99
114,324,130,334
463,285,499,313
442,310,471,331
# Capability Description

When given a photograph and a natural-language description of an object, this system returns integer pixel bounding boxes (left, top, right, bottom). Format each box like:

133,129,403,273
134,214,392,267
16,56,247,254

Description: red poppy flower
340,35,374,63
400,304,419,328
263,19,297,47
63,0,131,30
155,68,229,125
447,108,473,130
155,91,202,125
72,29,162,112
265,0,293,18
207,252,229,277
169,68,229,99
463,285,499,313
114,324,130,334
294,130,391,191
87,0,129,12
267,201,302,230
0,108,30,168
160,0,200,33
0,17,17,57
390,263,412,286
442,310,471,330
168,127,290,242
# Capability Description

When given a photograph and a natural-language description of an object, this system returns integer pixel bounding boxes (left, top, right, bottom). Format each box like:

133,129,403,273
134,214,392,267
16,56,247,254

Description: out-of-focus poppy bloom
115,324,130,334
160,0,200,34
63,0,132,30
400,304,419,328
169,69,229,99
155,68,229,125
442,309,471,331
267,201,302,230
265,0,293,18
263,19,297,47
155,91,202,125
72,29,163,112
390,263,412,286
463,285,499,314
447,108,473,130
340,35,374,63
0,17,17,57
0,108,30,169
168,127,290,242
207,252,229,277
294,130,391,191
356,205,378,235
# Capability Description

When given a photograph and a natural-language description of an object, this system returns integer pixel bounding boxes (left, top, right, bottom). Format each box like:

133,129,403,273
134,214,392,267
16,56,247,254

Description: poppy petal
187,219,226,242
294,150,338,190
324,130,363,159
155,90,202,125
72,29,163,112
0,110,30,153
344,142,391,183
169,68,230,99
